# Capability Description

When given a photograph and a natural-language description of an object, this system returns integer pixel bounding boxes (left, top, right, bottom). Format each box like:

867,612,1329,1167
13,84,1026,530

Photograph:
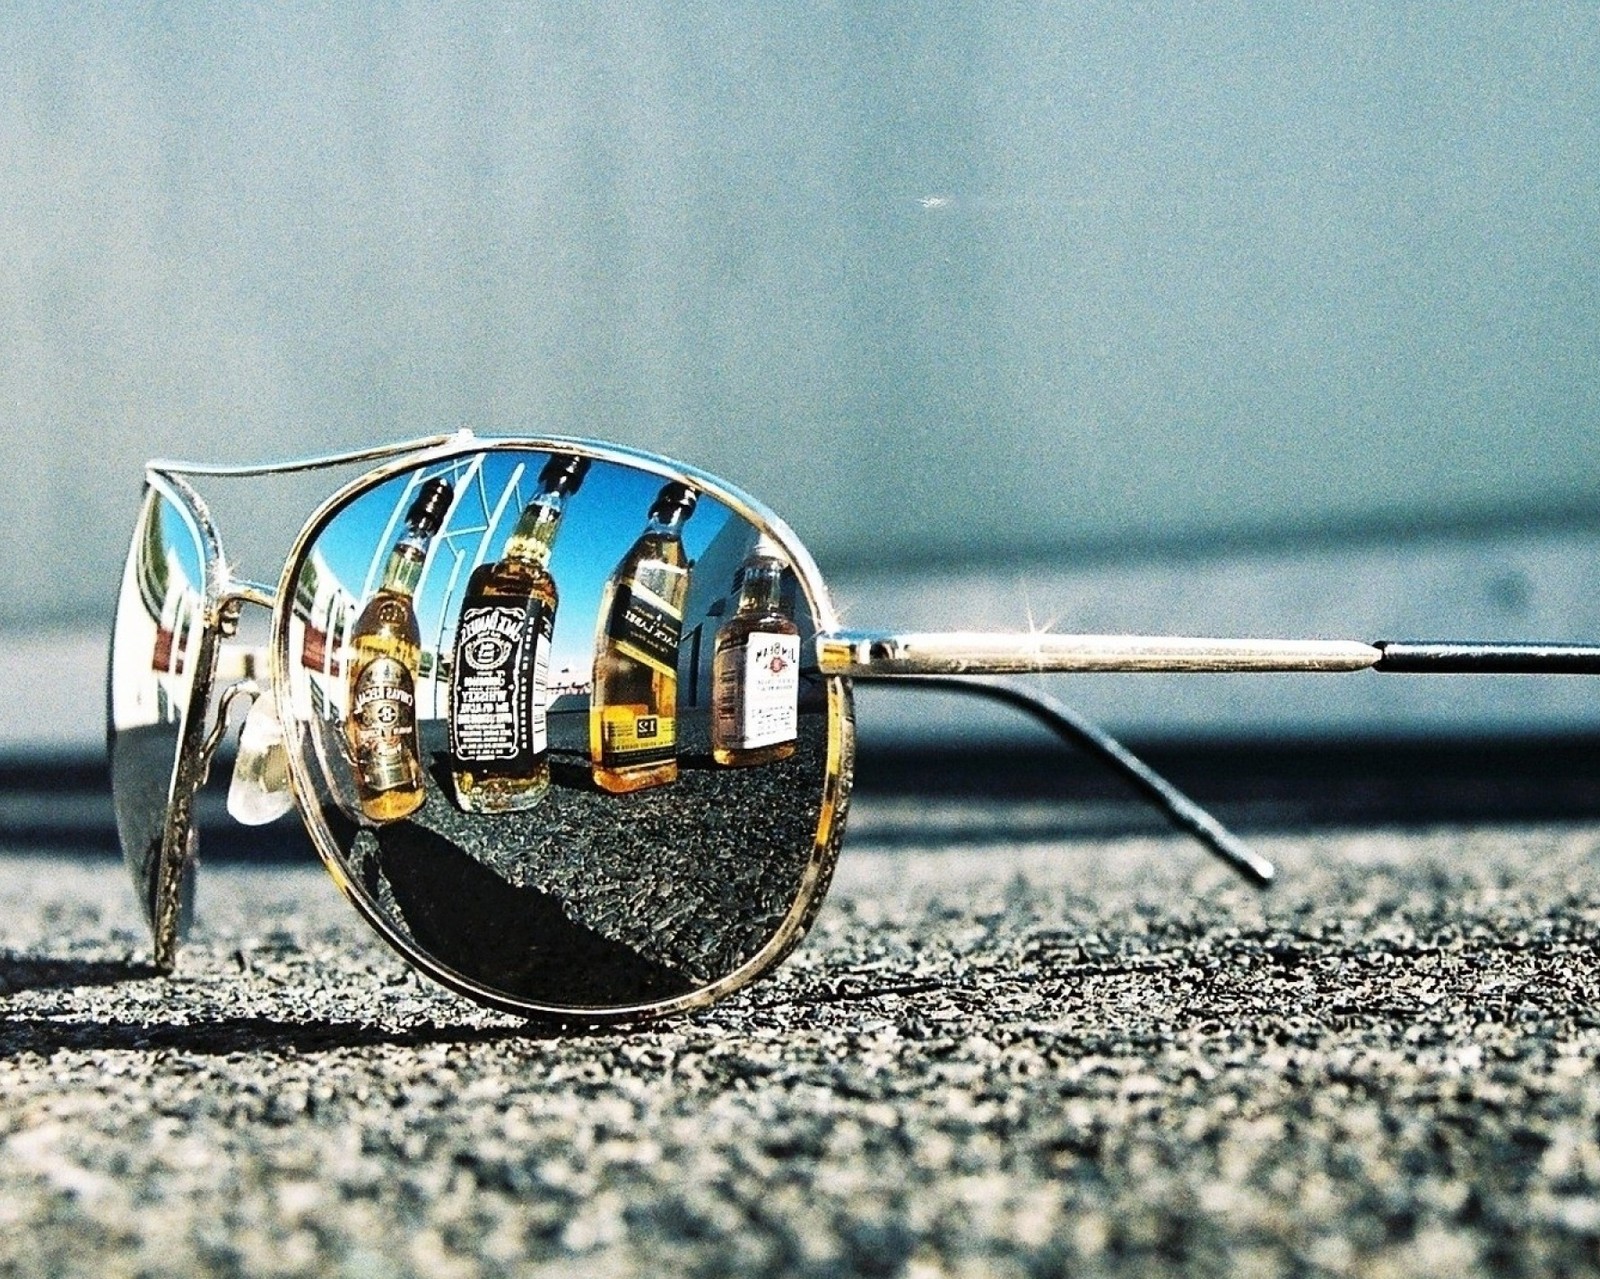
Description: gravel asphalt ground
4,811,1600,1277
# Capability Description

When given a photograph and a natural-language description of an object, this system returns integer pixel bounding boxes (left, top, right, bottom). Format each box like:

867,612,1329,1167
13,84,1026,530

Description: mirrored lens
283,448,841,1014
107,486,209,938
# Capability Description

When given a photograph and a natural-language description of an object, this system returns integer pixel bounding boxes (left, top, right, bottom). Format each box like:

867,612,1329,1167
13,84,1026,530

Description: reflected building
289,547,358,724
110,497,201,731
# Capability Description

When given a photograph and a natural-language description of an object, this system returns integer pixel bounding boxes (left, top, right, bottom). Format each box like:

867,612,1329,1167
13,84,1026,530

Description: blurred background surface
3,3,1598,763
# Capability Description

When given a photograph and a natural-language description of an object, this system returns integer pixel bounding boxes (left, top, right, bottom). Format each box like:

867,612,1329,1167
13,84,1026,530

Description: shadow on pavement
0,1014,583,1059
0,954,161,995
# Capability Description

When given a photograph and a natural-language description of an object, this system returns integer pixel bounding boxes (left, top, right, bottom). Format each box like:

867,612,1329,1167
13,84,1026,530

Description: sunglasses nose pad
227,692,295,826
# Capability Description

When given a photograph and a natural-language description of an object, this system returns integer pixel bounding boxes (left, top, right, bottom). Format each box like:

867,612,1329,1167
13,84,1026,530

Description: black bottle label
608,578,683,676
450,598,553,770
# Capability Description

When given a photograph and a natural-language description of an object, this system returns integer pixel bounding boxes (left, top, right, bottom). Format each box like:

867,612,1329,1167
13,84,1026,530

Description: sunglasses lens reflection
287,450,833,1013
107,488,207,937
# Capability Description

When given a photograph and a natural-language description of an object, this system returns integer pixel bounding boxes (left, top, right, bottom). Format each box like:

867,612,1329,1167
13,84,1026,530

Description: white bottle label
530,631,550,754
730,632,799,750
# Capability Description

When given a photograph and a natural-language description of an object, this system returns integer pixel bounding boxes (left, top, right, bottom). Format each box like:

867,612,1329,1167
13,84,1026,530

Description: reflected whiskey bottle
711,538,800,767
449,453,591,813
346,478,452,823
590,482,698,793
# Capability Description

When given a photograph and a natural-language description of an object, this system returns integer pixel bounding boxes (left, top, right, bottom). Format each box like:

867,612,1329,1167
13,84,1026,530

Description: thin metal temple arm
821,631,1600,677
854,675,1275,887
820,631,1381,675
1374,641,1600,674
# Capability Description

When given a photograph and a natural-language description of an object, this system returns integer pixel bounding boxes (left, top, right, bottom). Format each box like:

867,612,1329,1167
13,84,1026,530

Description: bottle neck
737,562,784,614
380,533,429,597
502,494,567,566
644,511,688,541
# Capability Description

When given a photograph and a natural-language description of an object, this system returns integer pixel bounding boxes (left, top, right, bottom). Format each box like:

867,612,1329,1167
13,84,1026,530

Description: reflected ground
324,710,829,1010
107,722,185,932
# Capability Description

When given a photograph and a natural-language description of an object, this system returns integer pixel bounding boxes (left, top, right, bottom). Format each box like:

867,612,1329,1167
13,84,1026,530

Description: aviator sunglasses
109,432,1600,1023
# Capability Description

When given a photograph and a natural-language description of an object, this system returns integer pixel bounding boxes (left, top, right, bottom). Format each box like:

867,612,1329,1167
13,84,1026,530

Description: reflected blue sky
316,451,734,675
155,493,205,601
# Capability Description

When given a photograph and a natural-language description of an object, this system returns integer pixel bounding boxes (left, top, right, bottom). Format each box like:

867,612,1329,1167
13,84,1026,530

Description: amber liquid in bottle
711,546,800,767
346,481,450,823
590,484,696,793
449,454,587,813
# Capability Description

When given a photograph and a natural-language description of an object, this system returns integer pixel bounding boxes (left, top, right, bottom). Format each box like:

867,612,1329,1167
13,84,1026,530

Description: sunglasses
108,432,1600,1023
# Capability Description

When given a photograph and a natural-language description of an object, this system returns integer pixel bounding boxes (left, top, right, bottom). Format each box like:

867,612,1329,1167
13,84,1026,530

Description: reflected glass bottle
346,478,452,823
711,537,800,767
449,454,590,813
590,482,697,793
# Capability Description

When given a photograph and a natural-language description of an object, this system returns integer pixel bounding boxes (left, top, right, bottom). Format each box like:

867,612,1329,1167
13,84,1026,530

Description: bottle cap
748,533,787,563
648,482,698,524
405,478,454,534
733,534,788,590
538,453,592,496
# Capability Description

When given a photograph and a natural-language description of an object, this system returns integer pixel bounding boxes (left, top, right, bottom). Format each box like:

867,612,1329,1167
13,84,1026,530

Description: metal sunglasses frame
115,429,1600,1022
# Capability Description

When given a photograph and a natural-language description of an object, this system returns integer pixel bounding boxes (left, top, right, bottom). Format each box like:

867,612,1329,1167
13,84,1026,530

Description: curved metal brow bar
147,432,465,479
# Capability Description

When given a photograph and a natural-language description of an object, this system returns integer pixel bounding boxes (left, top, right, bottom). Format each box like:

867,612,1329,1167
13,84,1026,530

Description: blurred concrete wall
3,3,1598,637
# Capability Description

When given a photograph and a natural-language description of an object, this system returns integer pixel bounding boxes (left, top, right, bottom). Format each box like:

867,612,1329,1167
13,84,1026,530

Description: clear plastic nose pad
227,692,295,825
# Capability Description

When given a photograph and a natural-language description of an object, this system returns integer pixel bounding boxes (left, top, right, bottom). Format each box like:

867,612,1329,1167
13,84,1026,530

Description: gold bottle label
596,704,676,767
351,655,417,794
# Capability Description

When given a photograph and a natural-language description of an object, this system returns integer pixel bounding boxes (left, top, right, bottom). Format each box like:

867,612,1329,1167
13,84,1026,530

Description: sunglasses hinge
214,583,276,627
215,597,244,639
